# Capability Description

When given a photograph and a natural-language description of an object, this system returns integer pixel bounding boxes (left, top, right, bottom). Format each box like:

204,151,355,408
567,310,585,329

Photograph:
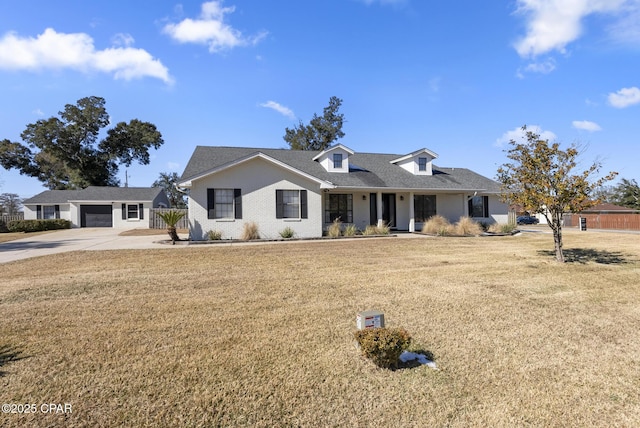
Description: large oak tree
497,126,617,263
284,96,345,151
0,96,164,190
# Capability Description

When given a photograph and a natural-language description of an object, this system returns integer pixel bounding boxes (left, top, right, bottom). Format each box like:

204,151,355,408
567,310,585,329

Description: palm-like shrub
155,210,186,244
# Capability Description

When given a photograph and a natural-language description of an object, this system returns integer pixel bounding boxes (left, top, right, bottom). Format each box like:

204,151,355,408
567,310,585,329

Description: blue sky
1,0,639,199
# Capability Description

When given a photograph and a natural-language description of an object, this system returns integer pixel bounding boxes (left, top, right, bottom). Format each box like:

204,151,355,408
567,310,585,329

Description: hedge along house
178,145,508,240
22,186,170,228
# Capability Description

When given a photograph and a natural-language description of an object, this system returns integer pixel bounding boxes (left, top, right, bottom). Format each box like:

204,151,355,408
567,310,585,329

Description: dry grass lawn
1,229,639,427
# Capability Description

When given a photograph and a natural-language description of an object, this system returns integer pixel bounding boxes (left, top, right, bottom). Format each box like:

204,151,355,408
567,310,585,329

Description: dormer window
390,148,439,176
313,144,354,173
333,153,343,169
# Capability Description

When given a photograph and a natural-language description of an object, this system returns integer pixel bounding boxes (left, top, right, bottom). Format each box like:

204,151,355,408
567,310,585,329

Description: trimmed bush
279,226,295,239
7,219,71,233
206,229,223,240
241,222,260,240
354,327,412,369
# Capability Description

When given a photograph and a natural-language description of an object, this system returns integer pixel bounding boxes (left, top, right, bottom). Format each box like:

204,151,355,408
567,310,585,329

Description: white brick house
179,144,508,240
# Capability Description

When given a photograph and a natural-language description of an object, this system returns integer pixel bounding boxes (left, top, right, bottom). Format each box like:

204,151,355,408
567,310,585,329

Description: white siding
112,202,152,228
189,157,323,240
23,204,72,223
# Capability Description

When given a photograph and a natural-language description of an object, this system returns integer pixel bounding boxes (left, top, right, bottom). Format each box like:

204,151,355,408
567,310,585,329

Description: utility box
356,310,385,330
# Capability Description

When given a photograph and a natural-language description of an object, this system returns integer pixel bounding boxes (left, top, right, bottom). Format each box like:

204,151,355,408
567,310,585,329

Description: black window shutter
139,203,144,220
234,189,242,219
54,205,60,219
207,189,215,219
36,205,42,219
483,196,489,218
300,190,308,219
467,199,473,217
122,203,126,220
275,190,284,219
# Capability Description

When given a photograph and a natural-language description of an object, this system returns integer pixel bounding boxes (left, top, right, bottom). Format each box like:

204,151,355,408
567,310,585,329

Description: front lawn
1,230,639,426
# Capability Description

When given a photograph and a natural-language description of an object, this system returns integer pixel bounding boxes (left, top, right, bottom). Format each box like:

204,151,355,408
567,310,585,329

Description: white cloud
0,28,172,83
167,162,181,171
260,101,295,119
572,120,602,131
513,0,629,58
163,1,267,53
495,125,557,148
608,86,640,108
112,33,135,47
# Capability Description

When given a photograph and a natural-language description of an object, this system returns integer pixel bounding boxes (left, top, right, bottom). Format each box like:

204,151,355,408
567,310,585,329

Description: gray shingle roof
180,146,501,193
23,187,166,204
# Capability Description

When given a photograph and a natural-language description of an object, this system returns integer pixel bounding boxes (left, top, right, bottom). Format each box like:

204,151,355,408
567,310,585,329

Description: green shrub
354,327,412,369
343,224,358,237
7,219,71,233
206,229,223,240
327,218,342,238
279,226,295,239
0,219,8,233
241,222,260,240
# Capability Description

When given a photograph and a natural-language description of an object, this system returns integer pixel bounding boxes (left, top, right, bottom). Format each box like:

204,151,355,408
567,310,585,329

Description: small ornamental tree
497,126,617,263
155,210,186,244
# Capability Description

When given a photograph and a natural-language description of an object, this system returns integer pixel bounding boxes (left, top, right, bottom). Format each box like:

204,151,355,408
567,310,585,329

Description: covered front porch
321,189,504,233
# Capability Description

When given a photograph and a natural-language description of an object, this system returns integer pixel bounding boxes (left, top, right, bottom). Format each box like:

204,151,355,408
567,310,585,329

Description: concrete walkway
0,228,183,264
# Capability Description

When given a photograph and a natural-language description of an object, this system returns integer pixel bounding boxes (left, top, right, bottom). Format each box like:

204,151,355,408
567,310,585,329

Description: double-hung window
121,203,144,220
333,153,343,169
207,189,242,219
43,205,57,219
414,195,436,222
276,190,308,219
418,157,427,172
127,204,139,219
324,194,353,223
468,195,489,218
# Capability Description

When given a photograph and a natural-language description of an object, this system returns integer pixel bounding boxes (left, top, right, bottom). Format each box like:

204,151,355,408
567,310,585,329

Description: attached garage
80,205,113,227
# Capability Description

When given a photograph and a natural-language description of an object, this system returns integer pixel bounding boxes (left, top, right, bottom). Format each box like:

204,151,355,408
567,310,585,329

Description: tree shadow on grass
0,344,28,377
537,248,634,265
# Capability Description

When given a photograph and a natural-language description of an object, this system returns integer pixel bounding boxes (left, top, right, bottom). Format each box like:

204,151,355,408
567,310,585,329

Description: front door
382,193,396,228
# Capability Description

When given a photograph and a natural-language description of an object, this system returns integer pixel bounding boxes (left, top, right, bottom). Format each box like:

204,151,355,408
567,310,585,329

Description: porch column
376,192,383,227
409,191,415,232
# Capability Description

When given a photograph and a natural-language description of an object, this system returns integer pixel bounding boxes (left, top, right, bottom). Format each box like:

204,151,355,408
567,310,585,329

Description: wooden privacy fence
1,214,24,223
564,213,640,231
149,209,189,229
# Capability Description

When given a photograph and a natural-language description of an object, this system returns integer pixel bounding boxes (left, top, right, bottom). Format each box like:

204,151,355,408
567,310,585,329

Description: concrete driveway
0,228,180,264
